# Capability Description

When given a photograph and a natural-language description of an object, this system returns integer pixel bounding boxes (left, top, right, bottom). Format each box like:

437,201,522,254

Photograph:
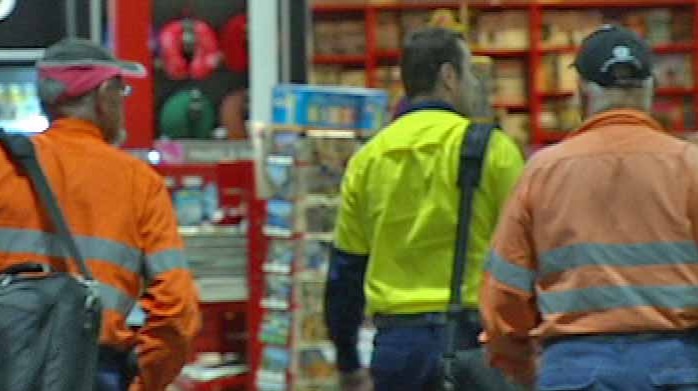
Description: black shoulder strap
0,129,93,280
441,122,494,390
449,122,494,308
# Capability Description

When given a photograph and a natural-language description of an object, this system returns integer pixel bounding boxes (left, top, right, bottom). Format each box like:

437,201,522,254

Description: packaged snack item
261,311,293,345
174,176,204,226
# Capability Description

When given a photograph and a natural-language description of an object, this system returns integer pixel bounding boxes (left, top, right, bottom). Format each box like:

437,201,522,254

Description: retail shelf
312,3,366,13
539,91,575,99
312,1,531,12
654,42,695,54
541,42,695,54
312,54,366,65
310,1,698,148
373,1,529,10
179,225,246,237
493,102,530,110
377,48,528,60
538,0,694,8
269,124,371,138
473,48,530,57
657,87,696,96
0,48,45,62
174,373,249,391
375,50,400,61
540,46,577,54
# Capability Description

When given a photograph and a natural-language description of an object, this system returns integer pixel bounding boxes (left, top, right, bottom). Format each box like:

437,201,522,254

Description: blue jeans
538,333,698,391
370,312,481,391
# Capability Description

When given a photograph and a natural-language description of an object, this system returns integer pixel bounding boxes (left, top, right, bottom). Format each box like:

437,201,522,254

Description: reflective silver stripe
539,285,698,315
486,251,536,294
145,250,189,280
97,283,135,316
540,241,698,277
0,228,141,273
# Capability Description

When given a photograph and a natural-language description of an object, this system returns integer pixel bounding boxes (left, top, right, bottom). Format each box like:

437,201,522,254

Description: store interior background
1,0,697,390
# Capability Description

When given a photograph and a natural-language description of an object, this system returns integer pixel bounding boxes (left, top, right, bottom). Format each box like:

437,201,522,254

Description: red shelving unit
313,54,367,65
312,0,698,146
174,374,250,391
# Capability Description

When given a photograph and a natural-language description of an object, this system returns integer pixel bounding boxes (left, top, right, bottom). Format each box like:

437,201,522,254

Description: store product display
298,347,336,381
265,199,295,233
265,155,296,200
265,239,297,274
263,274,293,309
219,88,249,140
171,175,222,225
313,19,365,56
253,85,387,389
160,88,217,139
260,311,292,345
299,240,331,278
302,199,339,235
298,311,329,342
272,84,388,131
159,17,221,80
220,14,249,73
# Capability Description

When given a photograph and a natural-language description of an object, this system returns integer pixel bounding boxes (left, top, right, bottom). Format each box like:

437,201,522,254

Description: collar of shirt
396,99,460,118
47,118,107,142
572,109,665,137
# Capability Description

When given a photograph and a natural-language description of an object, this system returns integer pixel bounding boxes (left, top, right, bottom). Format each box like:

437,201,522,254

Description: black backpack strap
441,122,495,390
0,128,93,280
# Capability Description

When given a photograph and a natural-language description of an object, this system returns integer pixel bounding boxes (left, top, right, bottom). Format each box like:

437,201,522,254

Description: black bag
440,123,529,391
0,129,102,391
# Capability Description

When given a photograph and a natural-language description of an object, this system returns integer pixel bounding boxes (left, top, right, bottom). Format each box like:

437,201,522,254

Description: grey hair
583,78,654,116
42,90,98,122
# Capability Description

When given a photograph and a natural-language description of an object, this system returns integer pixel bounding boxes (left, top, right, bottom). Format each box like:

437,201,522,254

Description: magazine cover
261,310,293,345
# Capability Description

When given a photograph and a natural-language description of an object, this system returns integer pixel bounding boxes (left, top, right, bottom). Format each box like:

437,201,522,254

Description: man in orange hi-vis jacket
481,25,698,390
0,38,201,391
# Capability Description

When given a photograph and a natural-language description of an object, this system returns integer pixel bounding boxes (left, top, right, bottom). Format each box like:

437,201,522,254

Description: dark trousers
94,347,135,391
370,311,481,391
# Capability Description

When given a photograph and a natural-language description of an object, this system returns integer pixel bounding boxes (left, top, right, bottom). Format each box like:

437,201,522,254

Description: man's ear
439,62,458,93
94,82,112,117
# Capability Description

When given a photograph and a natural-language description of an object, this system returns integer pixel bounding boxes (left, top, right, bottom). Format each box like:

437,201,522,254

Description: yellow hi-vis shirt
334,107,524,314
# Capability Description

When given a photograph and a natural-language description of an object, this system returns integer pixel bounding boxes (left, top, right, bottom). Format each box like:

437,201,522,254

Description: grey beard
111,128,128,147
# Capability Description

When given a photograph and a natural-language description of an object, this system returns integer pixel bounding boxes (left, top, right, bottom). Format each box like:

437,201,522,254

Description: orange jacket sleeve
479,169,539,381
132,174,201,391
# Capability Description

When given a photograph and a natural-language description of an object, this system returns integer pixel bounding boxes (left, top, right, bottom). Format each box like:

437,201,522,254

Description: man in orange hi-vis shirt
481,25,698,390
0,38,201,391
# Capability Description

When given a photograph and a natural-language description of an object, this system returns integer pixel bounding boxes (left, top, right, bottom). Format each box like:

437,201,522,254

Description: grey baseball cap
37,38,146,76
37,38,146,103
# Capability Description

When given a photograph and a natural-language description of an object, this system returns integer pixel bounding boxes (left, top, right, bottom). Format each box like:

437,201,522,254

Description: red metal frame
154,161,265,391
110,0,155,149
529,3,544,145
693,1,698,125
313,0,698,145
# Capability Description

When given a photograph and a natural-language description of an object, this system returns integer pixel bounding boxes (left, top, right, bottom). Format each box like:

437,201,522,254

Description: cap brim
114,60,147,78
37,59,147,78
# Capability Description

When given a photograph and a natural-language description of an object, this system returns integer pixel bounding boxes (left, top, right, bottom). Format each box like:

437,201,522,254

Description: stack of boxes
313,20,366,57
473,11,529,49
494,60,528,104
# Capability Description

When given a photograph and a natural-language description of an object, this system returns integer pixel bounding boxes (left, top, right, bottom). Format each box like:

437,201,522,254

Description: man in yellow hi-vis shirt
324,27,525,391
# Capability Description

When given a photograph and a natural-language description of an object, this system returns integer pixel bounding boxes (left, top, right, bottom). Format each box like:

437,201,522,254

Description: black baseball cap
574,25,653,88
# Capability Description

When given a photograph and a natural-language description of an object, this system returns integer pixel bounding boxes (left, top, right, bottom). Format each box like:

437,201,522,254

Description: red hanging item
220,14,249,73
159,18,221,80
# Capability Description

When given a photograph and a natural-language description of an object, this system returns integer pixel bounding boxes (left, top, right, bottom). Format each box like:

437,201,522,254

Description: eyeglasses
100,79,133,98
119,84,133,97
